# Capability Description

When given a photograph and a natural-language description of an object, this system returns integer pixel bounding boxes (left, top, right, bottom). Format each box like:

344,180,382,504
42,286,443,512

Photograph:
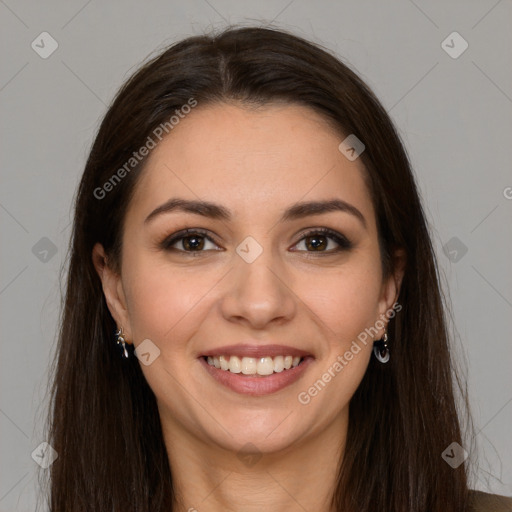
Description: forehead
127,102,374,226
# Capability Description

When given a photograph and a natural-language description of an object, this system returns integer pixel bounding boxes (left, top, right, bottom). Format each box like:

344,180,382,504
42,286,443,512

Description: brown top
469,490,512,511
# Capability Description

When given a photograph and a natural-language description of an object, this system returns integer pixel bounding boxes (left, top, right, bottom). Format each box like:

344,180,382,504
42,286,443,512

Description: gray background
1,0,511,509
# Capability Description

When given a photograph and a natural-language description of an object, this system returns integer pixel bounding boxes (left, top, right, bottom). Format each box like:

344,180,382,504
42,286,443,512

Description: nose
220,250,297,330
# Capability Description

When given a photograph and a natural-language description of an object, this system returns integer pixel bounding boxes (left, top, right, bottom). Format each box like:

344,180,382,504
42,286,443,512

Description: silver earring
373,332,390,363
115,327,129,359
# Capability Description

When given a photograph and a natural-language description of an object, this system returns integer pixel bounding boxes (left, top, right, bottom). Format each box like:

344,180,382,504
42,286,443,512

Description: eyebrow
144,198,367,228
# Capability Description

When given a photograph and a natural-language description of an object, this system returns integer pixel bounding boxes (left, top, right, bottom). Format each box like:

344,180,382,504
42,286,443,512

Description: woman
41,26,512,511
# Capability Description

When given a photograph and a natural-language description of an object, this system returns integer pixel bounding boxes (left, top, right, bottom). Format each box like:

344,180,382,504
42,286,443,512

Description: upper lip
200,344,313,359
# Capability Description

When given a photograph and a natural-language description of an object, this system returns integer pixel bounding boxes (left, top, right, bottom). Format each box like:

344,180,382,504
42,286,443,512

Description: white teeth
206,354,304,375
273,355,285,373
256,357,274,376
229,355,242,373
219,355,229,371
241,357,257,375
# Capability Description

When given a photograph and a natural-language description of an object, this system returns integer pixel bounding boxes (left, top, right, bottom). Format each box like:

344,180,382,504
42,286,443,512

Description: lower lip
199,356,314,396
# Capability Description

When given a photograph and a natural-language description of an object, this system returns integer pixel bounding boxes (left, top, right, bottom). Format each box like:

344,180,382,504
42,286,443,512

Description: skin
93,102,404,512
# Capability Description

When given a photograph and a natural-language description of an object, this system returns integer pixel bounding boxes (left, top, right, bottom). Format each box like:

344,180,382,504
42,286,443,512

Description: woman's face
94,102,401,455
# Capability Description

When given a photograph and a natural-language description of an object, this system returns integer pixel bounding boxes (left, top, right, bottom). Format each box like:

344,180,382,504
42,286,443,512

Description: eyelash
159,227,353,256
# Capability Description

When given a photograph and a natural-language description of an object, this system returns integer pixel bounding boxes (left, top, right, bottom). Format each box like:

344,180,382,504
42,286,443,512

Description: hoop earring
373,332,390,363
115,327,129,359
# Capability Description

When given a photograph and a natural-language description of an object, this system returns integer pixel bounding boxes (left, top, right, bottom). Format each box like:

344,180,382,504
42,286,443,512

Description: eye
291,228,352,254
159,227,353,256
160,229,220,254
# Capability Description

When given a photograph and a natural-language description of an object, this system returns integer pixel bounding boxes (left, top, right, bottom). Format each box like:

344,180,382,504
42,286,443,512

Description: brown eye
292,228,352,253
304,234,328,251
160,229,219,253
160,227,352,255
180,234,206,251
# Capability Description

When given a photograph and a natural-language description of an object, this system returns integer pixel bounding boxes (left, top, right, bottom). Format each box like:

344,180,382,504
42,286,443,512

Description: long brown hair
41,25,472,511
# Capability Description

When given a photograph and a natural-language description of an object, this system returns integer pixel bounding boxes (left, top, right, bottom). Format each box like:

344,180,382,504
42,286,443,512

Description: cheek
298,261,383,346
295,265,380,421
122,257,207,344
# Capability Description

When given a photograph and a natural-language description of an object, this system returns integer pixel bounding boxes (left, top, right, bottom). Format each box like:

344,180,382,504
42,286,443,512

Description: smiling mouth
203,355,305,377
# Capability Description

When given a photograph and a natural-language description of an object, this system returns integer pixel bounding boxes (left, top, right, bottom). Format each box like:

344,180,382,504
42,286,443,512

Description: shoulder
468,490,512,511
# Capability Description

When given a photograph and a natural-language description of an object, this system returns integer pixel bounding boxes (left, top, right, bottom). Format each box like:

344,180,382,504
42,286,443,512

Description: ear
92,243,133,344
376,248,406,335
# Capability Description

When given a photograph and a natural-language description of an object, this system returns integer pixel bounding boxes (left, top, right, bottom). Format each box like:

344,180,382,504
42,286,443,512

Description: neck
160,409,348,512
